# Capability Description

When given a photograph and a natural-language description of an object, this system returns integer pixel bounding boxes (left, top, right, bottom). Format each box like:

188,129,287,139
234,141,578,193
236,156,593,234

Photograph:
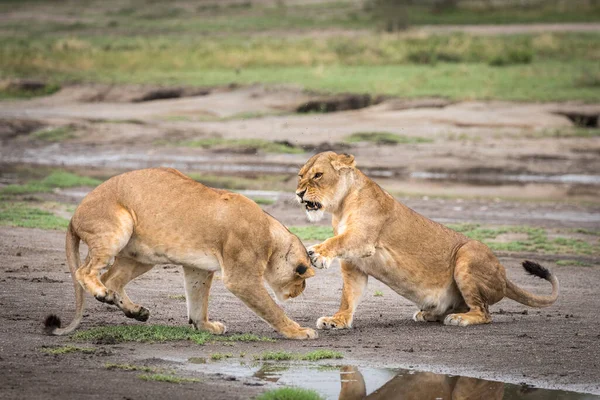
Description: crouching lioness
45,167,317,339
296,152,558,328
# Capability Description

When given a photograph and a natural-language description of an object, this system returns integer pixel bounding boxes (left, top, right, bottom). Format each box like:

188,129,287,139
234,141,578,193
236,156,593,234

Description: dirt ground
1,84,599,399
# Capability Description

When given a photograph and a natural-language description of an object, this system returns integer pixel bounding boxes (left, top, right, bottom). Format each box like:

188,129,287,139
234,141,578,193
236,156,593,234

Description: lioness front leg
223,276,317,340
308,233,375,270
318,261,367,330
183,266,225,334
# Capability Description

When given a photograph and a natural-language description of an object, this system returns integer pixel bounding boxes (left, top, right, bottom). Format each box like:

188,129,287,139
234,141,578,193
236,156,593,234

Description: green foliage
254,198,276,205
255,351,295,361
257,388,324,400
374,290,384,297
210,353,233,361
555,260,592,267
298,350,343,361
448,224,598,255
288,226,334,241
255,350,343,361
345,132,432,145
138,374,200,384
180,138,304,154
40,345,96,355
167,294,186,300
72,325,275,345
0,171,102,195
488,48,533,66
104,363,156,372
0,82,60,99
31,126,76,142
0,203,69,230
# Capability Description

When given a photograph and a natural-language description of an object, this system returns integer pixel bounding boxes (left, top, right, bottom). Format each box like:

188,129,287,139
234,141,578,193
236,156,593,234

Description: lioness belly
354,248,461,313
121,237,220,271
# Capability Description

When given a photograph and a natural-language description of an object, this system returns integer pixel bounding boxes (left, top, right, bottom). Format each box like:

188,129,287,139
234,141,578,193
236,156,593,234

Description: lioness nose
296,189,306,200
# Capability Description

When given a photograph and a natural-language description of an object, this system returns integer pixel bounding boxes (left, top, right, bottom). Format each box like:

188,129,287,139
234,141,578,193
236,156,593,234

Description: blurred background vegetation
1,0,599,101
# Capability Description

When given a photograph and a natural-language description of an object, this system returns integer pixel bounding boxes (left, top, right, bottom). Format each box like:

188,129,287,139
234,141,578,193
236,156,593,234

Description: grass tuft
72,325,275,345
448,224,598,255
0,171,102,195
0,203,69,230
257,387,324,400
374,290,384,297
31,126,76,142
255,350,343,361
210,353,233,361
345,132,432,145
288,226,333,241
104,363,156,372
138,374,200,384
180,138,304,154
40,345,96,355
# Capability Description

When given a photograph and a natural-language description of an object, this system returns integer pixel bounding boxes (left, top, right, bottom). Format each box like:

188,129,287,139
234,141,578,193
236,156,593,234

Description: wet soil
1,84,600,399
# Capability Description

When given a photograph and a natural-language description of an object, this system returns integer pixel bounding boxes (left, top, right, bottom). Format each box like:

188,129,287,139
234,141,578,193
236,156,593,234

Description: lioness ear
331,153,355,171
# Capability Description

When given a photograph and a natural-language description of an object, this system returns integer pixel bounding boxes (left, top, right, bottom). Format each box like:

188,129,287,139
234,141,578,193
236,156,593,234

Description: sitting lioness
296,152,558,328
45,167,317,339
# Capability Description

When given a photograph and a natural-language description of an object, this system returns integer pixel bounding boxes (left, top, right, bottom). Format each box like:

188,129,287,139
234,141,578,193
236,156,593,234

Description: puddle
165,357,600,399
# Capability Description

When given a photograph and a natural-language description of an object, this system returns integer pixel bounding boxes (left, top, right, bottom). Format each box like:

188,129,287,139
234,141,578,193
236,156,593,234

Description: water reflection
182,357,600,400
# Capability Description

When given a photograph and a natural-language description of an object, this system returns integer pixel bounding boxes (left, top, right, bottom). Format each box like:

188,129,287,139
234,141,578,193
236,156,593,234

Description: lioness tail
44,222,85,335
505,261,559,308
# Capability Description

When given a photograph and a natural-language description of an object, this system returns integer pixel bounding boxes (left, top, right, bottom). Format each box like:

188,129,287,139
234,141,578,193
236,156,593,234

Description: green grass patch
0,82,60,100
31,126,76,142
255,350,343,361
167,294,186,301
138,374,200,384
345,132,432,145
40,345,96,355
288,226,334,241
104,363,156,372
72,325,275,345
0,202,69,230
254,198,276,206
179,138,304,154
555,260,593,267
187,172,291,191
374,290,384,297
0,171,102,195
210,353,233,361
448,224,598,255
298,350,343,362
257,387,324,400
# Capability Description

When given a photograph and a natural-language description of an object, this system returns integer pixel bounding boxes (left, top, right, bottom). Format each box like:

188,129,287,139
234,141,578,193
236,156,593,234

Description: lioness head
296,151,356,222
265,227,315,302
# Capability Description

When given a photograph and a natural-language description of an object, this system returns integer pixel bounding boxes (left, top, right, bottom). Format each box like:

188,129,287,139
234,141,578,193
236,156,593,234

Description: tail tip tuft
44,314,61,335
522,260,551,280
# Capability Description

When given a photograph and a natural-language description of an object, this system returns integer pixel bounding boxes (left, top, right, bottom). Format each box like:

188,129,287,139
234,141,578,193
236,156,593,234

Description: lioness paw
316,316,351,330
413,310,426,322
307,245,334,269
444,314,469,327
191,320,227,334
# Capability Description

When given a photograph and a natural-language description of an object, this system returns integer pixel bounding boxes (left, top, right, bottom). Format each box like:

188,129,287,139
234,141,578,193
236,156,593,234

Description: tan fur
297,152,559,328
48,167,317,339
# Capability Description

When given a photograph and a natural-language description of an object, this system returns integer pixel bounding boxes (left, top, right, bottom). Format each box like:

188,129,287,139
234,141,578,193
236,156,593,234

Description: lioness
296,152,558,328
45,167,317,339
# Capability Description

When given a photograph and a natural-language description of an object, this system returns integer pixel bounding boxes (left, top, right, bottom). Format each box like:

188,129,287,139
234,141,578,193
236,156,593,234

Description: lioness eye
313,172,323,179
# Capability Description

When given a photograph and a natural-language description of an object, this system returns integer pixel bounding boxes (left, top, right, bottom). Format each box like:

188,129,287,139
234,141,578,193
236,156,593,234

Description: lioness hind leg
74,206,134,304
101,257,154,321
317,261,367,330
182,266,225,335
413,310,444,322
444,245,505,327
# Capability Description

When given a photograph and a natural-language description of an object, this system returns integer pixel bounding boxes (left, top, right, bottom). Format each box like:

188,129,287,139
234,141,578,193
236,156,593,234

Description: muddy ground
1,84,599,399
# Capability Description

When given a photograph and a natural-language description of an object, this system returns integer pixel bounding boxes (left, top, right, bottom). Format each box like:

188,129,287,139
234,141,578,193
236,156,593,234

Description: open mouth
305,200,322,211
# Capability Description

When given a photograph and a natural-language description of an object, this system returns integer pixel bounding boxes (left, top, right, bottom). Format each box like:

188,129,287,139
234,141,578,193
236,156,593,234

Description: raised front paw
307,244,334,269
316,315,351,330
